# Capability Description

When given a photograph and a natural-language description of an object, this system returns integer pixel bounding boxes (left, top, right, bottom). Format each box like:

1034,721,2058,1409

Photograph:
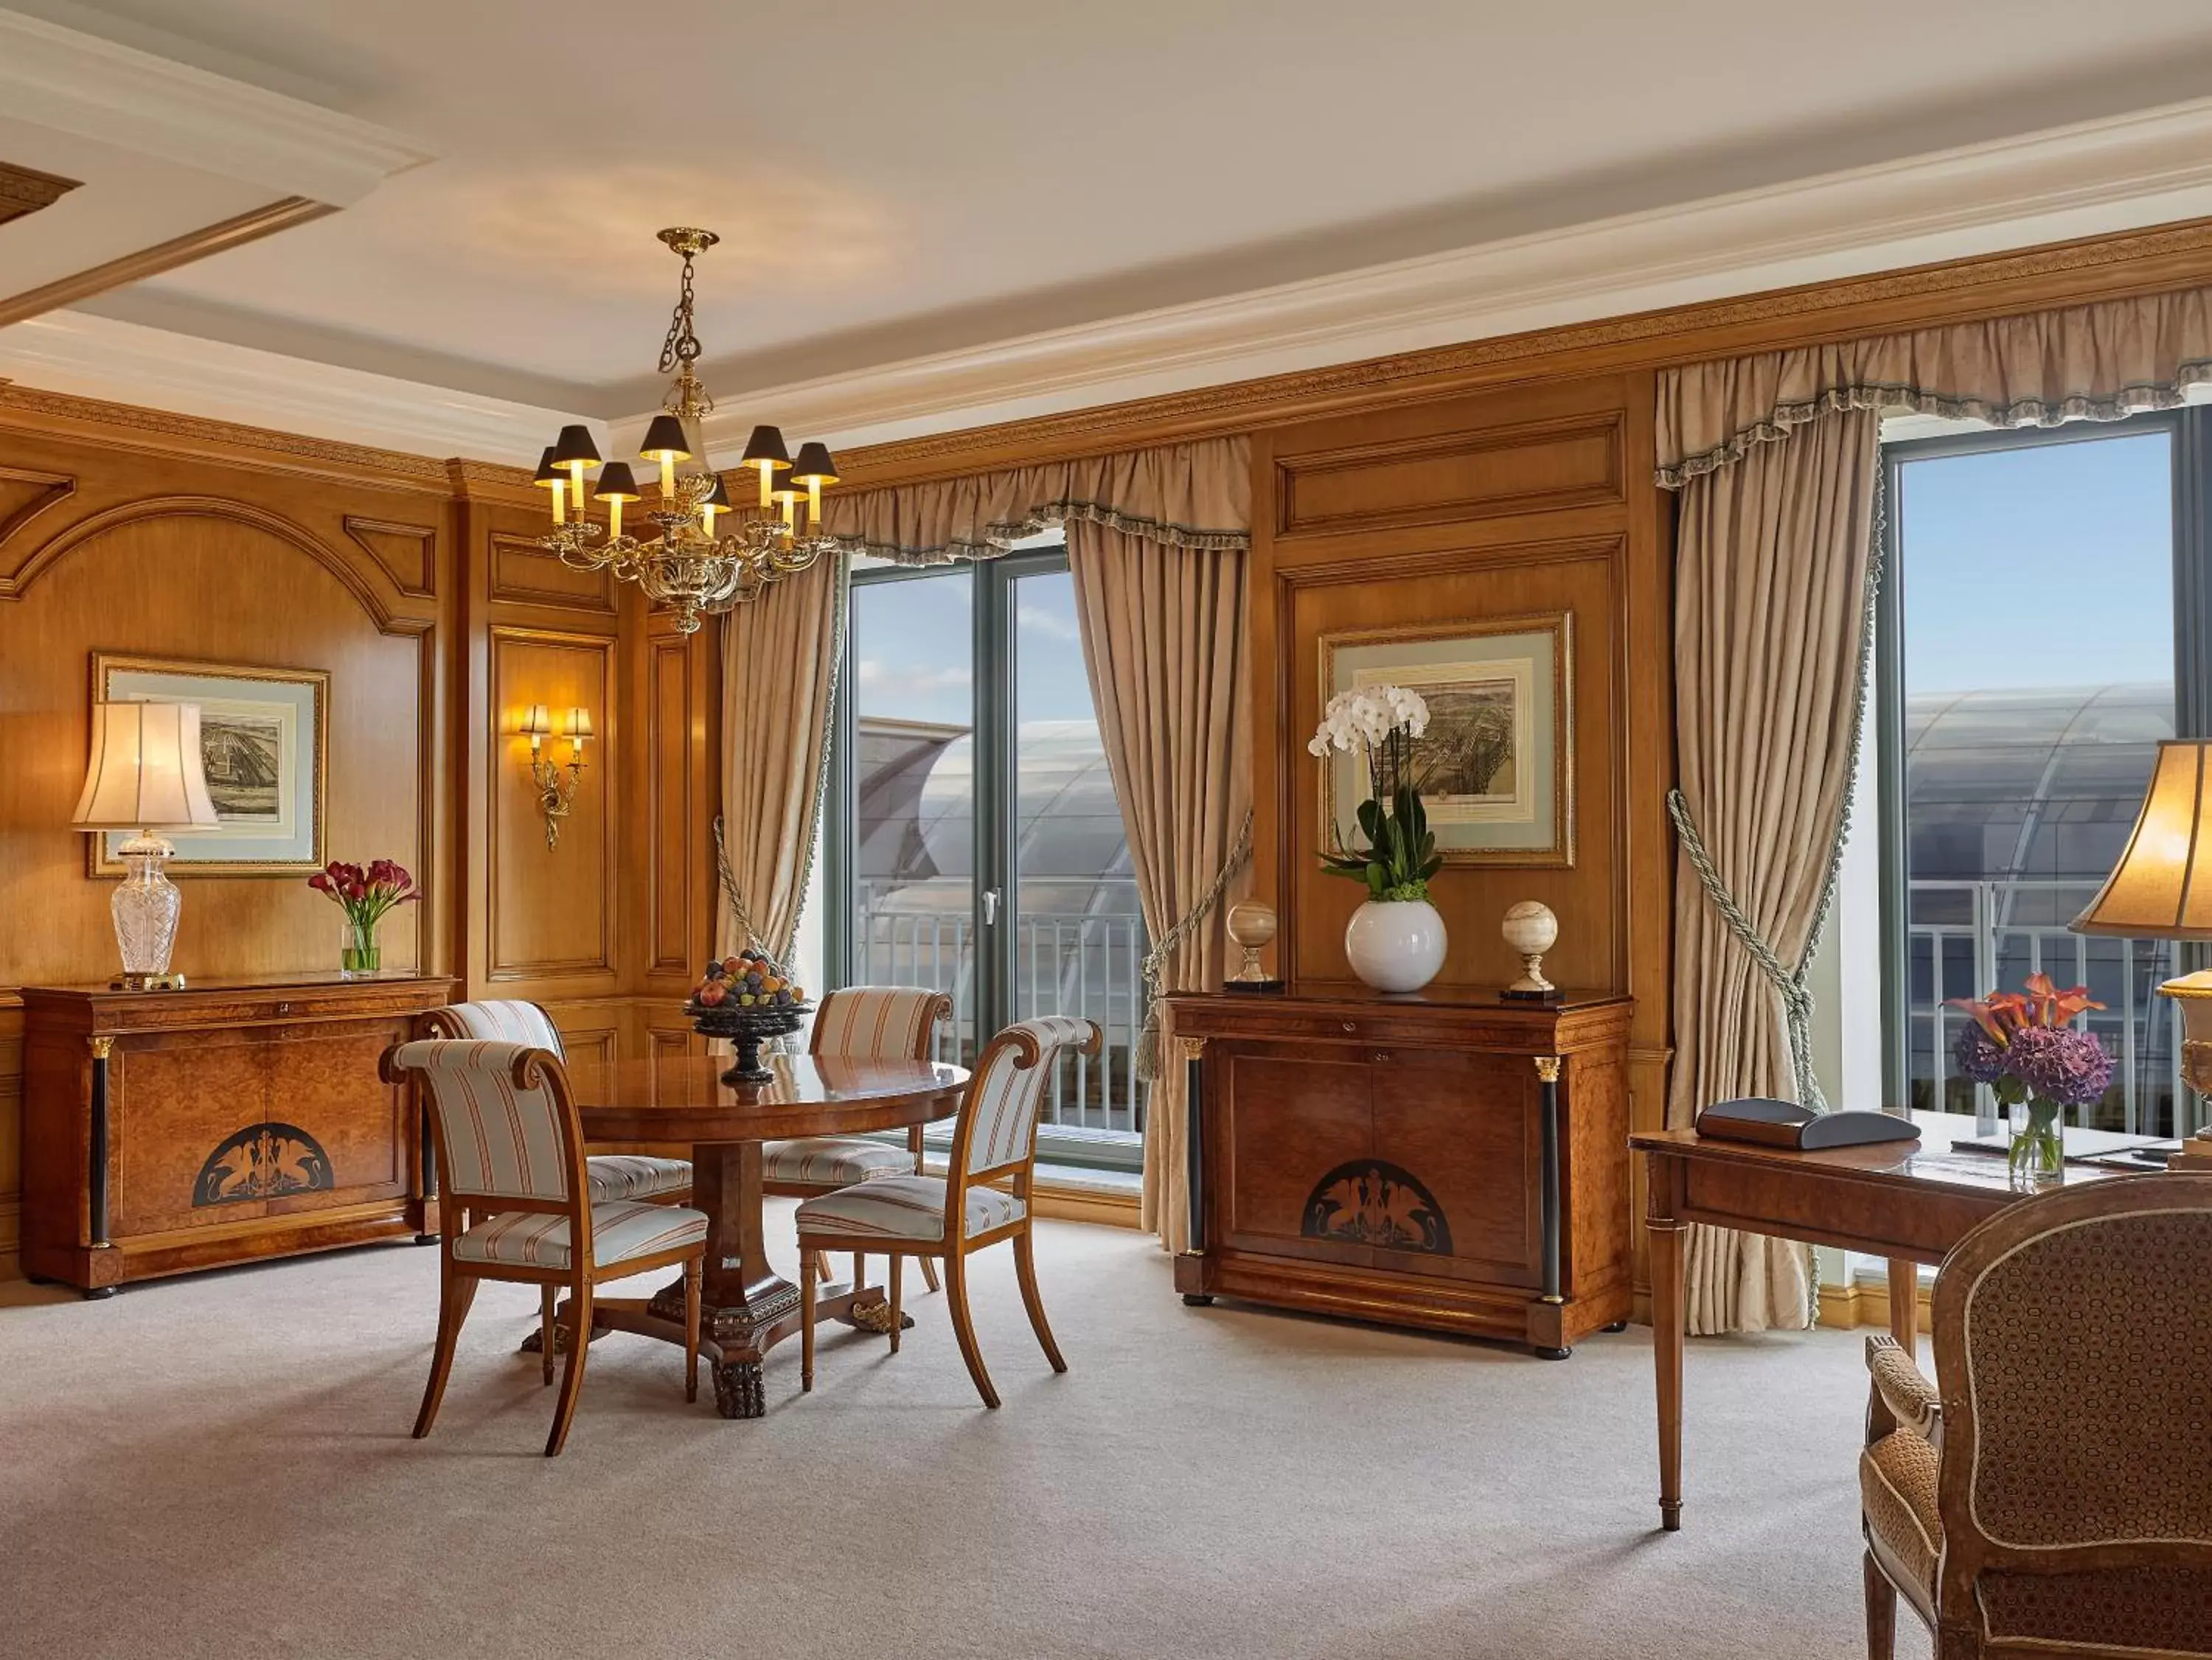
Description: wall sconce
521,704,590,850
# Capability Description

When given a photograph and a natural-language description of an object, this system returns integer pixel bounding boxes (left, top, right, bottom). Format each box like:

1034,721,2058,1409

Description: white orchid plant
1308,683,1442,903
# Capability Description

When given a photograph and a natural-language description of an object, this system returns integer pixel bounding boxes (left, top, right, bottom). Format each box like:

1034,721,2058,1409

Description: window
1879,414,2212,1137
826,545,1149,1168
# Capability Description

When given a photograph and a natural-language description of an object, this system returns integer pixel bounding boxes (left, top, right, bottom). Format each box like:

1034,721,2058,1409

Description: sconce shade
790,442,840,487
2073,740,2212,938
566,707,594,742
639,414,691,461
740,425,791,470
551,425,602,469
593,461,641,502
520,704,554,739
531,446,561,487
72,702,220,831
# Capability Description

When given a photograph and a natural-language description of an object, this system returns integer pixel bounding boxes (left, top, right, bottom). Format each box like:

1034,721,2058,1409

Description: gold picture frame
89,652,330,876
1316,611,1574,868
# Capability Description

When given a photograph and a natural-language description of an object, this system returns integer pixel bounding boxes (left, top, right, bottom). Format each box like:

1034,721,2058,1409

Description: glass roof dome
1905,682,2171,891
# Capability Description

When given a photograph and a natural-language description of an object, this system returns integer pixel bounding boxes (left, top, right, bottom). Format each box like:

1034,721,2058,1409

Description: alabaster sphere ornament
1224,898,1284,992
1500,900,1562,1002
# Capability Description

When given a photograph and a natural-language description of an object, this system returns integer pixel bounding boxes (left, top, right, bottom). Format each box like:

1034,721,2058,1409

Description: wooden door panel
1371,1050,1543,1286
114,1022,406,1235
1220,1045,1371,1266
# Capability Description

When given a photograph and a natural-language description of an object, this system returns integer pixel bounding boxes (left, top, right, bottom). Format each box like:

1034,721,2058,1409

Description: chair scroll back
810,986,953,1062
383,1039,580,1205
1931,1173,2212,1614
422,1000,566,1058
956,1015,1102,1179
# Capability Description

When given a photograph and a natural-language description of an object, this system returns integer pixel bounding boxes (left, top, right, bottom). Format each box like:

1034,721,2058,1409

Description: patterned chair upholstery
762,986,952,1192
1860,1173,2212,1659
380,1038,708,1457
793,1014,1099,1409
421,1000,690,1204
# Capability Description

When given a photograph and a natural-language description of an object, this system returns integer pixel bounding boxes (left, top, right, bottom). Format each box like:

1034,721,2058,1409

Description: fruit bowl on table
686,952,813,1085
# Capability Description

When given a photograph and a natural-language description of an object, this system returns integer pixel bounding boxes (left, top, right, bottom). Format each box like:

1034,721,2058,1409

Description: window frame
1875,410,2210,1118
824,543,1144,1171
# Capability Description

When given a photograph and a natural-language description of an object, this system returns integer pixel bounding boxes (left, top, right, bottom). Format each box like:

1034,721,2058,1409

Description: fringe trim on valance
1655,367,2212,489
832,498,1252,566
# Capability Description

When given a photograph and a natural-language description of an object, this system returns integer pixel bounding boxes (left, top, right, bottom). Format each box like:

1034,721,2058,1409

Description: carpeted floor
0,1210,1919,1660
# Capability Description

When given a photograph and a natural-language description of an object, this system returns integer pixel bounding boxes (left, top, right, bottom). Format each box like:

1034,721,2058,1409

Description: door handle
981,889,1001,927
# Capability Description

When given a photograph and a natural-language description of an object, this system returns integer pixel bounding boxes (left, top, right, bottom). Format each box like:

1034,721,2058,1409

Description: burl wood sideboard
1166,988,1634,1357
20,973,459,1296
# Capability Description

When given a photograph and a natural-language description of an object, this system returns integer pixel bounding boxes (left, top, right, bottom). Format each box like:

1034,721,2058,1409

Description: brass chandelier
532,227,840,633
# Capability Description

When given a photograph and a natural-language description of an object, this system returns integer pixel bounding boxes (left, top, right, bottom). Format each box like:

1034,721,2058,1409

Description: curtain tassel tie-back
1133,809,1253,1084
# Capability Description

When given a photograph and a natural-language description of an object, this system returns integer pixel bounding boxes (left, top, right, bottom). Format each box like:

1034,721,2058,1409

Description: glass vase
2007,1097,2065,1185
339,915,381,979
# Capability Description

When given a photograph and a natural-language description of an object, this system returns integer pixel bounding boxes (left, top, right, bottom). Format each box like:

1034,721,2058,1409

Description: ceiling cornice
0,8,430,205
0,197,332,329
663,91,2212,457
0,310,595,465
0,158,80,226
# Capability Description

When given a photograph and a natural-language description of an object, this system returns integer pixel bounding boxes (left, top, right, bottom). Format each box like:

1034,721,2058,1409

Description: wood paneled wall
0,394,720,1275
1249,372,1674,1280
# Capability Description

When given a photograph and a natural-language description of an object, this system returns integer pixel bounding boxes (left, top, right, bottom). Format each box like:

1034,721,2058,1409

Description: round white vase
1343,899,1447,994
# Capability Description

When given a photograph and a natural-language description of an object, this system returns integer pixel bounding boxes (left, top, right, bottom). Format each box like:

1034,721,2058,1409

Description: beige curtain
1067,516,1251,1252
1666,408,1881,1332
1658,285,2212,1333
820,436,1253,1247
717,554,840,963
822,439,1250,562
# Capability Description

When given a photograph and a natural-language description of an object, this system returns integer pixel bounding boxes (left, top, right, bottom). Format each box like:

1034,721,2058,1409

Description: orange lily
1945,991,2028,1044
2021,971,2104,1026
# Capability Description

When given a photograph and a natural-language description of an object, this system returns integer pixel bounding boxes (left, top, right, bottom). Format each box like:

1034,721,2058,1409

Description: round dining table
566,1050,969,1418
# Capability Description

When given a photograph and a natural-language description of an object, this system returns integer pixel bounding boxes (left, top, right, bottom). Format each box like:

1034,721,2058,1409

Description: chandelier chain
658,251,700,372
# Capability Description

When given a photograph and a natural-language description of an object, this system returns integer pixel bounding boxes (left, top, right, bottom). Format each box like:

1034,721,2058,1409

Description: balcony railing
850,884,1147,1138
1906,876,2202,1137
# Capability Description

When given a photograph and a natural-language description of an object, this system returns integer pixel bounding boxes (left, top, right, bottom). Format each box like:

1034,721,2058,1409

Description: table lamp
72,702,220,991
2070,739,2212,1171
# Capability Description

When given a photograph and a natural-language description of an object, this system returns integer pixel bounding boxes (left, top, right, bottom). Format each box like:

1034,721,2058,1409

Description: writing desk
1632,1112,2126,1531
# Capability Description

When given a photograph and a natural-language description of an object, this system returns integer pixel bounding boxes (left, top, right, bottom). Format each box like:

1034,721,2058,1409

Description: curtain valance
1656,285,2212,487
822,436,1251,562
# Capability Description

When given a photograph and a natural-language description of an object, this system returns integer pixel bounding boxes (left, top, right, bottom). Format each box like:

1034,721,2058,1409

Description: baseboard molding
1031,1182,1141,1230
1818,1274,1935,1331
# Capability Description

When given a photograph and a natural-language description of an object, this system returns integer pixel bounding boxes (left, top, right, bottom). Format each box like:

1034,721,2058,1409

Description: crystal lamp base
110,831,184,991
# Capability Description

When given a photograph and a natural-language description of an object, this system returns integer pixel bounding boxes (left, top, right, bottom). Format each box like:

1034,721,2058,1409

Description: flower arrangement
1308,684,1442,902
307,859,419,976
1947,972,2114,1181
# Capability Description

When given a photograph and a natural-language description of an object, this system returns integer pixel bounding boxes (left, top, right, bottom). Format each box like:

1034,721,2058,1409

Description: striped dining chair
380,1038,707,1457
421,1001,692,1207
795,1014,1099,1409
764,986,953,1293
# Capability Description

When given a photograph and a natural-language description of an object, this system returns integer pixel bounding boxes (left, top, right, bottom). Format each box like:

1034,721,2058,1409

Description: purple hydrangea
2004,1024,2114,1109
1951,1019,2008,1085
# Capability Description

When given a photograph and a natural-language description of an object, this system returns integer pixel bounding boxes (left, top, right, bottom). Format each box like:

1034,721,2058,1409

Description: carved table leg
712,1360,765,1420
1647,1154,1688,1532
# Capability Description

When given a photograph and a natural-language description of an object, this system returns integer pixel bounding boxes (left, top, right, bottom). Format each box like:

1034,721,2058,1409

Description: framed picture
90,654,329,876
1317,612,1573,867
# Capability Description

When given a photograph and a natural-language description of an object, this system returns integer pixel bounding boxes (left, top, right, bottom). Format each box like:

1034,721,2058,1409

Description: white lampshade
72,702,221,832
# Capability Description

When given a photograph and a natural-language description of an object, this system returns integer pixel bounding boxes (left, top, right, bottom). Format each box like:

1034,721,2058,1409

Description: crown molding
0,9,430,206
0,310,593,468
0,159,80,226
672,93,2212,457
0,198,332,329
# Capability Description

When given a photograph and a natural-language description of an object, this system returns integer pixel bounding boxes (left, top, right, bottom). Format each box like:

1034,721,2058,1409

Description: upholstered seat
422,1000,692,1207
452,1198,708,1272
583,1154,695,1203
762,1136,915,1188
1858,1176,2212,1659
380,1037,706,1457
796,1014,1099,1409
794,1173,1024,1242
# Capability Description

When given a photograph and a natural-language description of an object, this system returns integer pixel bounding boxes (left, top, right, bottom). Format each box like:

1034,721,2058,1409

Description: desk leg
1885,1257,1920,1355
1647,1157,1687,1532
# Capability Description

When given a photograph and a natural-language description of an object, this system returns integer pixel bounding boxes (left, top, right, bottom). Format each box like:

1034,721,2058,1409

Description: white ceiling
12,1,2212,458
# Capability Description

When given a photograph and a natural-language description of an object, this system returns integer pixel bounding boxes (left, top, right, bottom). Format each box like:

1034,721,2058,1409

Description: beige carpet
0,1208,1919,1660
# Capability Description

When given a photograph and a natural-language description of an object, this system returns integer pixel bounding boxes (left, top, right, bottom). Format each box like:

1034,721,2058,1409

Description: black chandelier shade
551,425,602,470
639,414,691,462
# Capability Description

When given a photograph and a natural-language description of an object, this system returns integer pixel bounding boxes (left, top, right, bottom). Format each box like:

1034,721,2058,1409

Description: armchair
1860,1173,2212,1659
